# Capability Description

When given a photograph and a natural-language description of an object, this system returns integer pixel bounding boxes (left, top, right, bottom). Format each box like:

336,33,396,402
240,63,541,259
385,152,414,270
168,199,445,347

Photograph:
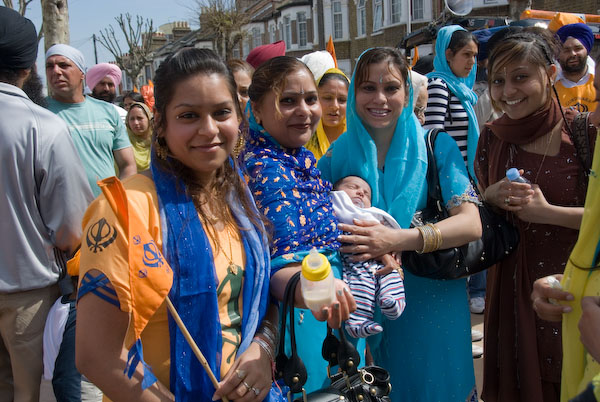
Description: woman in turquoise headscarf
318,47,482,401
424,25,479,178
424,25,487,317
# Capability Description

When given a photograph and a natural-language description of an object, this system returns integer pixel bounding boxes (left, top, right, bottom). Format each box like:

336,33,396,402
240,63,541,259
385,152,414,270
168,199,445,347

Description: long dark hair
152,47,263,233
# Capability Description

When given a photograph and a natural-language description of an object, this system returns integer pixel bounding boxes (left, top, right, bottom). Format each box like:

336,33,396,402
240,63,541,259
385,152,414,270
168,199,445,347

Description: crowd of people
1,4,599,402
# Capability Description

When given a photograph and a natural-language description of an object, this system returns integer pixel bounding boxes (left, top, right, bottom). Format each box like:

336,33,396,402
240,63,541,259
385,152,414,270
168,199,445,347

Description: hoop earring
154,136,168,160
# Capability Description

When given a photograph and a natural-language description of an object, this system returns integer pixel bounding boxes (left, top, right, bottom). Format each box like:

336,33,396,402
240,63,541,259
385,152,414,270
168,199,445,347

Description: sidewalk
40,379,55,402
472,312,484,401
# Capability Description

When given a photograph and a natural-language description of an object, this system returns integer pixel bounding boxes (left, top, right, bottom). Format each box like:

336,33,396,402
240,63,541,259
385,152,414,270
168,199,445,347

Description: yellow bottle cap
301,248,331,281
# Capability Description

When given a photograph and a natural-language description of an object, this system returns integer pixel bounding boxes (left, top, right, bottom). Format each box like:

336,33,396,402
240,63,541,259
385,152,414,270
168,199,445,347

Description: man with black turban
555,23,597,113
0,6,93,402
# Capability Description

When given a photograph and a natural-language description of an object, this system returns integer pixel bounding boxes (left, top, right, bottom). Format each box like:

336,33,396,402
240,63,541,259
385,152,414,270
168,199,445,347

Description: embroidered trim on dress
446,184,480,210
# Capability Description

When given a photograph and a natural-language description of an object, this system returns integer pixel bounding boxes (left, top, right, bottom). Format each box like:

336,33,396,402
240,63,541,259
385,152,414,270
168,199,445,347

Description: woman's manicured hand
311,278,357,329
338,219,401,261
484,172,534,212
516,185,553,224
213,342,273,402
531,274,573,321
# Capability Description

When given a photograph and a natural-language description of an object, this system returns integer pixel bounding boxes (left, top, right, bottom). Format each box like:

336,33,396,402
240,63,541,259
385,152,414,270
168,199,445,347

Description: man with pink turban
86,62,128,123
86,62,122,103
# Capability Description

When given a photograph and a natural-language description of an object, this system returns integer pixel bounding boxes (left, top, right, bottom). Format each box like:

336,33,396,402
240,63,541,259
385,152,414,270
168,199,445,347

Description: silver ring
242,380,252,391
504,196,511,205
251,386,260,396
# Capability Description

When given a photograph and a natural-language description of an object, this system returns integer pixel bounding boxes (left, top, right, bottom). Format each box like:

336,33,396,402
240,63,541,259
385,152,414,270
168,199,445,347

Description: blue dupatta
427,25,479,179
318,49,428,229
151,156,271,401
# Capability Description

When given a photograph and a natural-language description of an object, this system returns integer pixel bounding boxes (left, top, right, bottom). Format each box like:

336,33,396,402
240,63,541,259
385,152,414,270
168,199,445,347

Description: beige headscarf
125,102,153,172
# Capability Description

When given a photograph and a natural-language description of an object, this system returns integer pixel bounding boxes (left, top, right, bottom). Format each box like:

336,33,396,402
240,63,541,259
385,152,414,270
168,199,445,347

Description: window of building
332,0,343,39
373,0,383,31
270,24,276,43
233,47,240,59
413,0,424,20
357,0,366,36
284,16,291,48
243,39,250,57
391,0,401,24
252,27,262,47
298,12,307,47
144,65,152,81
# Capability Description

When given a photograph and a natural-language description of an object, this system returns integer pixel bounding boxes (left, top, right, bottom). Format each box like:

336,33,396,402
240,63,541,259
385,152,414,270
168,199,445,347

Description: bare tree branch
97,13,154,88
191,0,249,60
2,0,35,16
2,1,46,43
19,0,34,15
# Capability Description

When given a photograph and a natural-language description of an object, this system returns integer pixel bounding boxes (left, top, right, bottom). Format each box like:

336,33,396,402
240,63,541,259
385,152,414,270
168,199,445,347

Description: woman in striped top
424,26,479,178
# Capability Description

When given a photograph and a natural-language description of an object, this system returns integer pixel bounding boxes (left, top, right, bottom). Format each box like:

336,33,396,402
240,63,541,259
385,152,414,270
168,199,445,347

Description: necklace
204,217,242,275
532,119,562,183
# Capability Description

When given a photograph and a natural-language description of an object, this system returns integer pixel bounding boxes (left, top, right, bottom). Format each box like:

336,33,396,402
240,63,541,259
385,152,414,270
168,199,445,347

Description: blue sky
22,0,194,82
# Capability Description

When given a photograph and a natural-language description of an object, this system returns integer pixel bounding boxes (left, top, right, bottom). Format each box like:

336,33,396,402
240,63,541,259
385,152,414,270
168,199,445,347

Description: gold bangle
427,223,443,252
417,225,433,253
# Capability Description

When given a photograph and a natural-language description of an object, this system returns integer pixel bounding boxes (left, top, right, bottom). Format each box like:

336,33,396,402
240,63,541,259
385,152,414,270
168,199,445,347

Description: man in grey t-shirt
0,7,93,401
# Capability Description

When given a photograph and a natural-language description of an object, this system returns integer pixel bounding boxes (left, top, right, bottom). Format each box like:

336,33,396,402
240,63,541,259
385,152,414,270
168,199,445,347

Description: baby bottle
506,168,531,184
300,248,336,311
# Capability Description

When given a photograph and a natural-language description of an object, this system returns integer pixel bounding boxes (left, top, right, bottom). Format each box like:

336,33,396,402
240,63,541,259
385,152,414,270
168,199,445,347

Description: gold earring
233,129,245,157
154,136,168,160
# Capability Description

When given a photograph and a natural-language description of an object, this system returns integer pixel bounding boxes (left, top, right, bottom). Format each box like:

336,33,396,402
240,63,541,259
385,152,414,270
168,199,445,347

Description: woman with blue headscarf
424,25,487,317
424,25,479,178
318,47,482,401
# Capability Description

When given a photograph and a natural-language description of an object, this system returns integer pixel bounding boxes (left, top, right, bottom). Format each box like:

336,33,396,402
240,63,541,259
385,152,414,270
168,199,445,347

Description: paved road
40,379,55,402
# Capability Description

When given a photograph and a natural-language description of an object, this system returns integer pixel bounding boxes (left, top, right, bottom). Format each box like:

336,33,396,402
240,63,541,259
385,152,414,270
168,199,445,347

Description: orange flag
411,47,420,67
141,80,155,110
99,177,173,344
326,35,338,68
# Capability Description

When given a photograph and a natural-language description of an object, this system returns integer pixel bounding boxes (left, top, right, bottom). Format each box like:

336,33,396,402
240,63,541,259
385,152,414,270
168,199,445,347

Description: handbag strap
275,271,307,394
552,86,592,177
424,128,448,217
276,271,362,395
570,112,593,177
334,323,360,375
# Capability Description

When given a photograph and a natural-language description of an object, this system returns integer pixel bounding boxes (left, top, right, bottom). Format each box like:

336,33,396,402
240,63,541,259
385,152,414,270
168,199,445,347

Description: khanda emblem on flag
142,241,164,268
86,218,117,253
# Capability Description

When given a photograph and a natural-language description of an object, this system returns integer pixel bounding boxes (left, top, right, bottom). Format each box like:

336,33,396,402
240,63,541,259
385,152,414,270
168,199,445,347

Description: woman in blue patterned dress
241,56,358,393
318,47,482,401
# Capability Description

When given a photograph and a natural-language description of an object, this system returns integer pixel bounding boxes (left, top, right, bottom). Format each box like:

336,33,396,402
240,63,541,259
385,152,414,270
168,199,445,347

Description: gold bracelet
427,223,443,252
416,225,433,253
417,224,443,253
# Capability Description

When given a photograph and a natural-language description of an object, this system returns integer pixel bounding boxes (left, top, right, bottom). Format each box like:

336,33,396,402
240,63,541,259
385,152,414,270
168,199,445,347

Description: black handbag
275,272,392,402
401,129,520,280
